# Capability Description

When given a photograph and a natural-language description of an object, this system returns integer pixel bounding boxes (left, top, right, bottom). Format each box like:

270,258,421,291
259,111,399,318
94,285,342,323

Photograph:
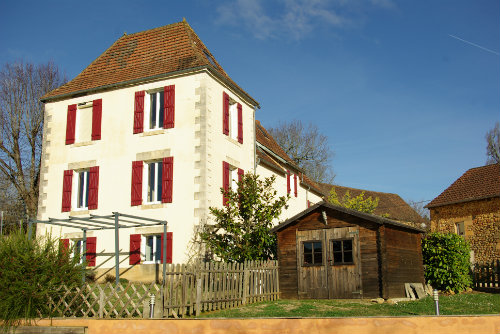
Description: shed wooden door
296,227,361,299
326,227,362,299
296,229,329,298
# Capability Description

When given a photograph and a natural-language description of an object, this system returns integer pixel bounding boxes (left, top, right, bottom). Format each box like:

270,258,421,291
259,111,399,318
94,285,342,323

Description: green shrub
0,231,84,328
422,232,472,292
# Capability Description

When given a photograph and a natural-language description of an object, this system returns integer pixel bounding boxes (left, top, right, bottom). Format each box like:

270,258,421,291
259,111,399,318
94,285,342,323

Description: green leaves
328,188,380,215
422,232,472,293
0,231,85,328
201,173,289,262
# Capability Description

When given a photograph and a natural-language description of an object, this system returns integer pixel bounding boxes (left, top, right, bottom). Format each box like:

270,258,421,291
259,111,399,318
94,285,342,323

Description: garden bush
422,232,472,292
0,231,84,328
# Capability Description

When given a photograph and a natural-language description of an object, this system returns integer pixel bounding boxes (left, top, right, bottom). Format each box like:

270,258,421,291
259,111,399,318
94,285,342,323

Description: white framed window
229,103,238,141
455,222,465,236
144,90,164,131
144,161,163,203
74,170,89,210
230,167,239,191
142,234,162,263
71,239,84,264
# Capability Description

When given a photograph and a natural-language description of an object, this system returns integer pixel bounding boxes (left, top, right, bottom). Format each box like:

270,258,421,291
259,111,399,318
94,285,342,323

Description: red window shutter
60,239,70,253
62,170,73,212
131,161,143,206
160,232,173,264
164,85,175,129
65,104,77,145
237,103,243,143
91,99,102,140
223,92,229,135
238,168,244,183
88,166,99,210
294,174,298,197
223,161,230,205
161,157,173,203
133,91,145,134
86,237,97,267
287,170,291,195
129,234,141,265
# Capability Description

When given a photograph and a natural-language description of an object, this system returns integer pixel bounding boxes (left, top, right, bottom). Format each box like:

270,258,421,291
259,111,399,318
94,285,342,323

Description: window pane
150,93,157,128
304,253,313,265
155,236,161,262
313,242,322,253
146,236,153,261
148,163,155,202
343,240,352,251
158,91,164,128
156,162,162,202
344,251,353,263
332,240,341,252
303,242,312,253
313,251,322,264
84,172,89,208
333,252,343,263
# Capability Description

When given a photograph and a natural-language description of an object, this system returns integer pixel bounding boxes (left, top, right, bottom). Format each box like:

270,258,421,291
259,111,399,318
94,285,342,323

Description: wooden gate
296,227,361,299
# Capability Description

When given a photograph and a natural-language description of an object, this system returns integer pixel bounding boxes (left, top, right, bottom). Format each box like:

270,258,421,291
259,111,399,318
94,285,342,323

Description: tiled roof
426,164,500,208
42,20,257,106
320,184,427,226
256,120,323,196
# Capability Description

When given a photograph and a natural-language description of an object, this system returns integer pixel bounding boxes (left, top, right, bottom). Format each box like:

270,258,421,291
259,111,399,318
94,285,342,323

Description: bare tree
0,61,66,217
486,122,500,165
268,120,334,183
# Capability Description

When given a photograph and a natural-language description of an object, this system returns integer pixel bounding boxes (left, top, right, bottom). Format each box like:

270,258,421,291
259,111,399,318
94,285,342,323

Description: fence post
196,277,202,316
99,285,104,318
242,266,249,305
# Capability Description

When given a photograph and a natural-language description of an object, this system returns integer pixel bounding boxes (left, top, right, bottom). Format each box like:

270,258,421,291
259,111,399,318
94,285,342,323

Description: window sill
141,129,166,137
140,203,167,210
70,209,89,216
71,141,95,147
226,136,241,146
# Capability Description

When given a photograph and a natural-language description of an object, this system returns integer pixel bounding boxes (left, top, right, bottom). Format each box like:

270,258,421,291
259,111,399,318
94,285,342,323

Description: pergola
30,212,168,287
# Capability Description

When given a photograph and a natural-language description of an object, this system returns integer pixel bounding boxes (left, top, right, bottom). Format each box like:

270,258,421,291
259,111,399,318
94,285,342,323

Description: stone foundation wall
429,198,500,263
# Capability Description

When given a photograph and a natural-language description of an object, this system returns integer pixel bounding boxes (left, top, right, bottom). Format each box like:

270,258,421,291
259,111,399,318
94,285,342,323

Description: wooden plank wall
276,208,382,299
384,226,425,298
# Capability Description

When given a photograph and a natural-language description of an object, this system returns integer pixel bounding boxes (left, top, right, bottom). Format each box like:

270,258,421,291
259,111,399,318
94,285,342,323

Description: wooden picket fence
47,260,279,318
472,260,500,291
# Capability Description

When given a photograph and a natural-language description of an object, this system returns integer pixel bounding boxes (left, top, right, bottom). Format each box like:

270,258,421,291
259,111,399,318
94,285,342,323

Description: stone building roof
320,184,427,226
426,163,500,208
41,20,258,106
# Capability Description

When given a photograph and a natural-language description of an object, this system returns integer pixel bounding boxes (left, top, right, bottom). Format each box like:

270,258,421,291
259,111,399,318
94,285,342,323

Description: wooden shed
271,201,425,299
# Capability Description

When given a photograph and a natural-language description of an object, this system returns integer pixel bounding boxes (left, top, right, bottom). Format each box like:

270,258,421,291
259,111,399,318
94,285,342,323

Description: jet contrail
449,34,499,56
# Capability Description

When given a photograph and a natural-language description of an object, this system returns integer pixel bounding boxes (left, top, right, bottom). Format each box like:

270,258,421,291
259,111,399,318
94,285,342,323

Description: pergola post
27,217,33,240
114,212,120,288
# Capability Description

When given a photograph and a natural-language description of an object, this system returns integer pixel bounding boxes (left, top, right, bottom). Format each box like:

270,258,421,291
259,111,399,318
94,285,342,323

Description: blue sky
1,0,498,207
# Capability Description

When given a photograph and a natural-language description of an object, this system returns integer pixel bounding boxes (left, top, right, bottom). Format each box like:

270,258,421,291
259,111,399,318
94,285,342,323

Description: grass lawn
197,292,500,318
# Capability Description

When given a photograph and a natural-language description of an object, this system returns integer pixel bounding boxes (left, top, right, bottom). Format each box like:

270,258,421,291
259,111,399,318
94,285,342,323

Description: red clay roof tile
42,20,257,106
426,164,500,208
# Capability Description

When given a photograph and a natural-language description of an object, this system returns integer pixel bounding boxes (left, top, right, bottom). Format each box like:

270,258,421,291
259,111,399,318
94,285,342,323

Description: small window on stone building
454,222,465,236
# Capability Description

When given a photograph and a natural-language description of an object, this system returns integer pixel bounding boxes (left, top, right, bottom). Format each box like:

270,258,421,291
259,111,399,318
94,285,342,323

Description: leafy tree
485,122,500,165
328,187,380,214
0,231,84,329
200,173,289,262
0,61,66,217
268,120,335,183
422,232,472,293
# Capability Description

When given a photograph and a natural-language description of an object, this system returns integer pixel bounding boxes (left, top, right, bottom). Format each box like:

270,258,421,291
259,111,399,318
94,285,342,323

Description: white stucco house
37,20,323,281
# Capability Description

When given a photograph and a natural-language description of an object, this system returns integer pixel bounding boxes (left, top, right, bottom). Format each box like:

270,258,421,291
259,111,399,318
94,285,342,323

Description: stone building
426,164,500,263
36,20,323,280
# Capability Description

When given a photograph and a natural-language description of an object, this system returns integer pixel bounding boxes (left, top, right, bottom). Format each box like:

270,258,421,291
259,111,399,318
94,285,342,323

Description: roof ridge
323,183,399,197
